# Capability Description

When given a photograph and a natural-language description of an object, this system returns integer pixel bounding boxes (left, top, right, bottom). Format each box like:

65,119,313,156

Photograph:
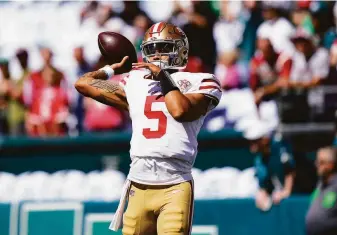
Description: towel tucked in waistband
109,179,131,231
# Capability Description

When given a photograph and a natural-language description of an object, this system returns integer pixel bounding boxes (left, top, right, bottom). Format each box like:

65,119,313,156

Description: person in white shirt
290,28,329,89
257,4,295,54
213,1,245,54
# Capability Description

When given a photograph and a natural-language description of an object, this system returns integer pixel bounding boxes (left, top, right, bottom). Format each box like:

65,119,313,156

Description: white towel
109,179,131,231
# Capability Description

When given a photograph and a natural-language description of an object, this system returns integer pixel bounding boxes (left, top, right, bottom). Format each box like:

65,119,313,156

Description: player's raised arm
75,56,129,111
133,62,221,122
158,71,216,122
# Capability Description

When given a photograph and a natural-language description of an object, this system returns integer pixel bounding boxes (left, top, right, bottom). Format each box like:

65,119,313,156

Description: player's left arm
164,91,212,122
132,62,221,122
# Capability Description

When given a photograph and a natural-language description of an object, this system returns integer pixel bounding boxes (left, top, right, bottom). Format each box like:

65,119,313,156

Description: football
98,32,138,74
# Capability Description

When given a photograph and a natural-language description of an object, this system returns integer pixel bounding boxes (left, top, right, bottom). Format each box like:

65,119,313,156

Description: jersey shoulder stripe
201,78,221,87
199,85,221,92
171,72,222,111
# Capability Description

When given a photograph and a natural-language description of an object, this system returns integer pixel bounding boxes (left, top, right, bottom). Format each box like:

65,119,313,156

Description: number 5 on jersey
142,96,167,139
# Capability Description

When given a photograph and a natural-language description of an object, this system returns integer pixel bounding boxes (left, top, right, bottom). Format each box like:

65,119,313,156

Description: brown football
98,32,138,74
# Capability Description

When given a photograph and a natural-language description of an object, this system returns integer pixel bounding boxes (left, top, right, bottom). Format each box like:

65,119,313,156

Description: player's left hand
132,62,161,77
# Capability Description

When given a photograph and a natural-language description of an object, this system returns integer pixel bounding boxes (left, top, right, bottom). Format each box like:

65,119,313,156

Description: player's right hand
110,56,129,70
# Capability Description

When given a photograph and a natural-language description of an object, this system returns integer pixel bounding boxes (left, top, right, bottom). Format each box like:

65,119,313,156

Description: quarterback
75,22,222,235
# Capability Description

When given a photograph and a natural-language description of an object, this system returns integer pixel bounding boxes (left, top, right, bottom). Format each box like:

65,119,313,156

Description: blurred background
0,1,337,235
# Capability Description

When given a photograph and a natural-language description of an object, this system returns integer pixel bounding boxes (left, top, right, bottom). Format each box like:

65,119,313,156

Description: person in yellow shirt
8,49,30,136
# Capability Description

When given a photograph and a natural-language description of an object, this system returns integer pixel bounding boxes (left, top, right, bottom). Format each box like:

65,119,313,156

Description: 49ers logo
177,79,192,92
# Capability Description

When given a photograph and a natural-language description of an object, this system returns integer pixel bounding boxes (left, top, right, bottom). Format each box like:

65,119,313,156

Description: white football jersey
120,69,222,184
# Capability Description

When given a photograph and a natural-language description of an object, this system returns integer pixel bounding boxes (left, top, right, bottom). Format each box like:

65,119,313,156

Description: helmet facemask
141,40,188,70
141,41,174,69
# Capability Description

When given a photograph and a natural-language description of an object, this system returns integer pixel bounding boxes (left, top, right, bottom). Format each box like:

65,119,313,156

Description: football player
75,22,222,235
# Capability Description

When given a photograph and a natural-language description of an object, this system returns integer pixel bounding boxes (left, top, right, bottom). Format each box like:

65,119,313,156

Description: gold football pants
122,181,194,235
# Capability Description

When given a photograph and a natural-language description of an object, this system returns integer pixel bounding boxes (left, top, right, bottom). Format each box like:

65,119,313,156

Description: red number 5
142,96,167,139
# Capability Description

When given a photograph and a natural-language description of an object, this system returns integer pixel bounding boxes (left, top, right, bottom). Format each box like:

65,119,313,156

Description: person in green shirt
244,122,295,211
306,147,337,235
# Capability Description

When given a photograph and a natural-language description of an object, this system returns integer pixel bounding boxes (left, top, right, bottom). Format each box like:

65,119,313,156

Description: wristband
99,66,115,79
157,70,179,95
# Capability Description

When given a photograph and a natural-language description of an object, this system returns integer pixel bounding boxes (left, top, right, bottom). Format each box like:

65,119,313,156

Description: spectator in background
322,2,337,49
25,47,68,136
26,47,65,107
244,122,295,211
239,0,264,62
81,55,128,133
215,49,246,90
80,1,99,24
257,2,295,54
132,13,152,55
327,38,337,85
120,1,147,26
184,56,205,73
7,49,30,136
330,40,337,68
290,28,329,89
26,68,69,137
78,3,136,65
291,4,312,28
213,1,245,55
250,24,292,105
171,1,217,72
74,47,91,76
83,97,124,133
306,147,337,235
73,46,92,133
0,59,10,135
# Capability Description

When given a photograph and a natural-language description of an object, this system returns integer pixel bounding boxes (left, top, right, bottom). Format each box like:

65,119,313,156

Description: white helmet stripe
152,23,161,33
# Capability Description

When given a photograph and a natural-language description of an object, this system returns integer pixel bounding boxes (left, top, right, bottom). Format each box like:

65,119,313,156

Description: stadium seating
0,167,257,202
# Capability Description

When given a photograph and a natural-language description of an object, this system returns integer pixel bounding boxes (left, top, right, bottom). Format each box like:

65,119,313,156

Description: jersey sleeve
185,74,222,111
